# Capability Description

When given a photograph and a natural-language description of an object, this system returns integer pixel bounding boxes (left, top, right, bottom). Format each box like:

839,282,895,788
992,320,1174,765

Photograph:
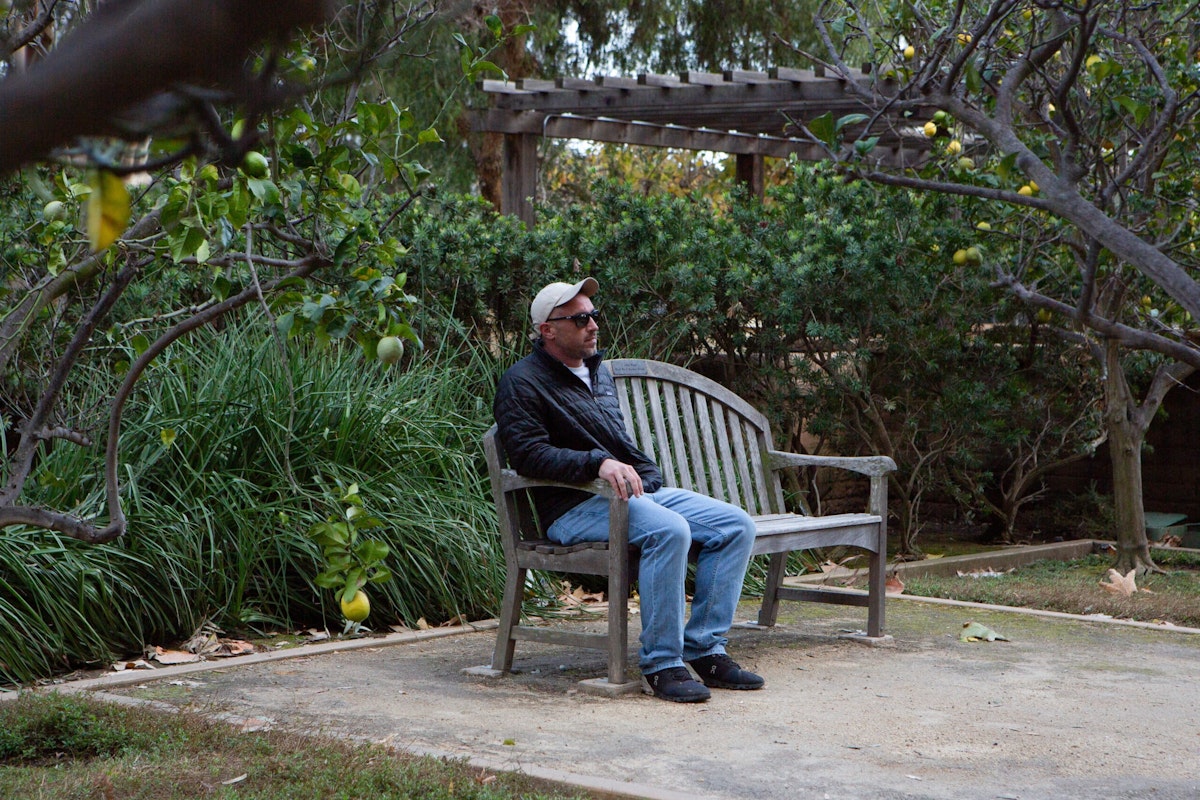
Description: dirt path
92,598,1200,800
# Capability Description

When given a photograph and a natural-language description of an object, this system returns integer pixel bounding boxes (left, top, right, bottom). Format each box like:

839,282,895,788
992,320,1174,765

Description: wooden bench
467,358,896,695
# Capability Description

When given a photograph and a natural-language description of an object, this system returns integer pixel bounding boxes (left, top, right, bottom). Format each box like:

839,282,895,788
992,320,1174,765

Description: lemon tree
804,0,1200,573
308,483,393,630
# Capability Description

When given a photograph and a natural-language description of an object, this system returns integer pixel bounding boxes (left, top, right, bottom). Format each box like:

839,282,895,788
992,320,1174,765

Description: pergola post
735,153,765,200
502,133,537,227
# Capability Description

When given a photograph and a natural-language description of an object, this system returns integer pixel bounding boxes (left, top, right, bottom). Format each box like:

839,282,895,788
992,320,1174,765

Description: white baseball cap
530,277,599,328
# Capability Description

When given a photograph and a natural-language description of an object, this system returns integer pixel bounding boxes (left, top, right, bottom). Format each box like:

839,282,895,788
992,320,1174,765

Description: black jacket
493,341,662,530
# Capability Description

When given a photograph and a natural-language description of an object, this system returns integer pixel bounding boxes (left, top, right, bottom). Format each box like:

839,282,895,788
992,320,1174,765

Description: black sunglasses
546,309,600,328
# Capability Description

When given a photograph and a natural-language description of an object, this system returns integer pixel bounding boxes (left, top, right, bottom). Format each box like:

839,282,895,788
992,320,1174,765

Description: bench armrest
495,469,630,554
497,469,618,499
767,450,897,477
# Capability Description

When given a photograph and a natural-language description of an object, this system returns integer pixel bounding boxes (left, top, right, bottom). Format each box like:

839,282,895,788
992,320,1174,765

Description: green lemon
241,151,269,178
43,200,68,222
377,336,404,365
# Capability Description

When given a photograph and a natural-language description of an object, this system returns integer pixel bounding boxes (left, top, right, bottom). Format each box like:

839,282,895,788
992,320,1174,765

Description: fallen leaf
221,774,248,785
885,574,905,595
209,640,256,657
149,646,202,665
416,617,430,630
960,621,1009,642
1099,568,1138,597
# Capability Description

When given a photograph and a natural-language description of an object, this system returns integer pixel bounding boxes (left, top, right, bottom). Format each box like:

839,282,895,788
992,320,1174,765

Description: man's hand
598,458,644,500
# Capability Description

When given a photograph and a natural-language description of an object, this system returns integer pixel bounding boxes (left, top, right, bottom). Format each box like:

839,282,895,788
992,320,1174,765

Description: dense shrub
0,314,502,683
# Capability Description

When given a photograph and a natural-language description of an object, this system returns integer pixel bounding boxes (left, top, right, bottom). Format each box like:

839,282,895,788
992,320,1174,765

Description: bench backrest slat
608,359,782,516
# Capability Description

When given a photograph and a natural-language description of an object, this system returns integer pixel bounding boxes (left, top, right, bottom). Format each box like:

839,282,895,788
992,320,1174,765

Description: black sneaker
641,666,711,703
687,653,764,690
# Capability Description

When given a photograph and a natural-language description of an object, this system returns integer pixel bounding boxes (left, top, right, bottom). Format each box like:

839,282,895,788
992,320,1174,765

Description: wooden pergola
473,66,924,225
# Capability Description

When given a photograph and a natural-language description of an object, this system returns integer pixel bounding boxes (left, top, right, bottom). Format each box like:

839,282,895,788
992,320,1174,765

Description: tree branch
95,253,329,542
0,0,338,173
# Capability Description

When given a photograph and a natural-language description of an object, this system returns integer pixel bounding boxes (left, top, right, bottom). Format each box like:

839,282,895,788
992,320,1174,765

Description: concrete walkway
67,595,1200,800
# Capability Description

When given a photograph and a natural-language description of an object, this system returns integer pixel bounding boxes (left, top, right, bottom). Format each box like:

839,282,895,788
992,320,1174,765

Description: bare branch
0,507,122,543
95,253,330,541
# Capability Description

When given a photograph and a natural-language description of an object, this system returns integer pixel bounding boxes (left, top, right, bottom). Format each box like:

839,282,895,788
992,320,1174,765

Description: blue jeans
546,487,756,673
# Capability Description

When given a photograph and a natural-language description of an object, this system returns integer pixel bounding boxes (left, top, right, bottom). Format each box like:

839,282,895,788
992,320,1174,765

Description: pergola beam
473,67,923,225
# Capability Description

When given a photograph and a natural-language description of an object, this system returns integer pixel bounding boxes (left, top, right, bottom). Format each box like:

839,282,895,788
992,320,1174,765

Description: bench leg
757,552,788,627
605,556,631,686
490,565,525,672
866,548,885,638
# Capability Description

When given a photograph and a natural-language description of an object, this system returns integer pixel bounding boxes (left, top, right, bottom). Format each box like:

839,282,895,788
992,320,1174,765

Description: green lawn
902,550,1200,628
0,692,590,800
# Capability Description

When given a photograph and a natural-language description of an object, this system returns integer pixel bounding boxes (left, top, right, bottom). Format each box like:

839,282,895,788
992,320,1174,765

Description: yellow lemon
923,121,938,137
1028,180,1039,192
957,32,972,45
341,590,370,622
946,139,962,155
976,221,991,231
953,249,969,265
904,45,916,59
1018,185,1033,196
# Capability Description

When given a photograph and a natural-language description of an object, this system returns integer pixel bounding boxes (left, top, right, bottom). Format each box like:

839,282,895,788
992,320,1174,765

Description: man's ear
539,321,554,340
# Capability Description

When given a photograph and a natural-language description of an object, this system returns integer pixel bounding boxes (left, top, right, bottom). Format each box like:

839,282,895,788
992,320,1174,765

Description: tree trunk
1102,340,1157,574
1105,405,1155,573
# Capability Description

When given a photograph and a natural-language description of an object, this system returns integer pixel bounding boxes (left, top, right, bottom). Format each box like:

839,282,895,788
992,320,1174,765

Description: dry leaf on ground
960,621,1009,642
885,574,905,595
148,646,202,665
1099,568,1138,597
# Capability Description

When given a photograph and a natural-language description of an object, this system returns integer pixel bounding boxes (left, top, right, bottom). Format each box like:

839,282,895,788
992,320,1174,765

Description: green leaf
247,177,280,205
854,136,880,156
367,567,393,584
355,540,390,563
309,521,350,547
159,428,176,448
212,275,233,302
1113,96,1150,126
334,226,363,266
808,112,835,148
417,128,443,144
468,60,506,80
484,14,502,37
289,145,316,169
996,152,1018,181
835,113,869,132
965,61,982,93
130,334,150,357
314,570,343,589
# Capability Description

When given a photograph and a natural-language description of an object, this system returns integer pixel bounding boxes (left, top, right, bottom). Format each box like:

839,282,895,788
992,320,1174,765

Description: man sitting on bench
493,276,765,703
